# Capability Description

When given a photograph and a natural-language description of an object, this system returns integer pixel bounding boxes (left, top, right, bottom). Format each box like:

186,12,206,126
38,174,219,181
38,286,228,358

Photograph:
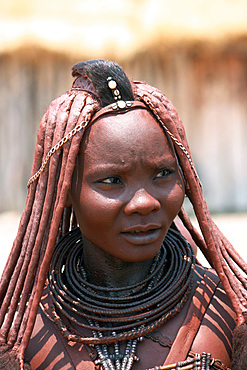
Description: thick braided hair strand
0,89,100,369
134,81,247,321
0,60,246,369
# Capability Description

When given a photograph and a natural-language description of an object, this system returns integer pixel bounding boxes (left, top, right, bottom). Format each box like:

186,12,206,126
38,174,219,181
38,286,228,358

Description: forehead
82,109,174,161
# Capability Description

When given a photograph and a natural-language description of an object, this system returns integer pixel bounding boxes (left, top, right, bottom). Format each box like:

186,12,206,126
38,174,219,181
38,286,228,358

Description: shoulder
191,265,236,367
25,293,95,369
161,264,236,368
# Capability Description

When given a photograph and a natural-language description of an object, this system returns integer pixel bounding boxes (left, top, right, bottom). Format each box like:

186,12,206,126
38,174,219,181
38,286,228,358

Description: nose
124,188,161,216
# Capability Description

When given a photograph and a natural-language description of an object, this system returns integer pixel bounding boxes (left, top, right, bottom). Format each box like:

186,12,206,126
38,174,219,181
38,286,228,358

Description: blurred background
0,0,247,271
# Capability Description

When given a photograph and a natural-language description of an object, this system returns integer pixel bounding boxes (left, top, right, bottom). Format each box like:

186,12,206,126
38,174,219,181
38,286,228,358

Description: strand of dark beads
201,352,207,370
206,353,211,370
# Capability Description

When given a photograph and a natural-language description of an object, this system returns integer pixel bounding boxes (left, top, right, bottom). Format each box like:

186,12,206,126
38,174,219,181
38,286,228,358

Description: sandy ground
0,211,246,275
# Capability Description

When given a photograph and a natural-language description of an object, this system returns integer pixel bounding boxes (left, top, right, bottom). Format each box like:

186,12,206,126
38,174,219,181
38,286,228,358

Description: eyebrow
87,155,178,174
86,163,133,175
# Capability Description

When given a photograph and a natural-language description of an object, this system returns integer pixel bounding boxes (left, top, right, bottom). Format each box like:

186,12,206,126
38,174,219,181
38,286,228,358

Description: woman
0,60,246,369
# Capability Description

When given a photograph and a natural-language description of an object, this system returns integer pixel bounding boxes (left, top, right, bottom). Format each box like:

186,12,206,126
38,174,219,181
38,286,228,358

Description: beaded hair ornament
27,77,201,188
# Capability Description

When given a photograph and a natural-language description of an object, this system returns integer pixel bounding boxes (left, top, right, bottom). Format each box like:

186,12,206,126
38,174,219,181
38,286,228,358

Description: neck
81,236,154,289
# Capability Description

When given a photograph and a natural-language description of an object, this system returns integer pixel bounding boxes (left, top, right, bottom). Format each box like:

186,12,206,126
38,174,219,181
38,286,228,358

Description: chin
118,244,163,263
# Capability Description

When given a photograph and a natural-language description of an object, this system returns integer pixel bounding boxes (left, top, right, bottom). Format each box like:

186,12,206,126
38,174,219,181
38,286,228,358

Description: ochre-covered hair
0,60,246,369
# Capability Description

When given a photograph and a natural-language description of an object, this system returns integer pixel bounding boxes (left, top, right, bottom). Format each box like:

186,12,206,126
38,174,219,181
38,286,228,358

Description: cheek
166,180,185,213
73,187,121,228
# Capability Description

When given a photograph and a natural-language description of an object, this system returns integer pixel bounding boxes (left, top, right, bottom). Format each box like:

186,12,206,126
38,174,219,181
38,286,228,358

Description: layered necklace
47,226,195,370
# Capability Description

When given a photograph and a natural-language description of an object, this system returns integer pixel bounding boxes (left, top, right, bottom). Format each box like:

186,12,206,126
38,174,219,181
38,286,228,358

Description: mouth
121,226,161,245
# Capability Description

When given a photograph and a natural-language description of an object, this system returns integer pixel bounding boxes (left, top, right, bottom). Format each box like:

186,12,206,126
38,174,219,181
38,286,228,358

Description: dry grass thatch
0,0,247,58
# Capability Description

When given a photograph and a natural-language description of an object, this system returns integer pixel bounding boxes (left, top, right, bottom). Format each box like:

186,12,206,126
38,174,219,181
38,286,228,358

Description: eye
99,177,122,185
155,169,172,179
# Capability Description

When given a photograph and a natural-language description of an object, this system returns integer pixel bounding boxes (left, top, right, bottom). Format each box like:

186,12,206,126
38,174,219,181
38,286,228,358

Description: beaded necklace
47,227,195,369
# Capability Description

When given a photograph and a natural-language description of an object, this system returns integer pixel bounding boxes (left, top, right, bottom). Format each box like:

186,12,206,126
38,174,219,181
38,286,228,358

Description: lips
121,225,161,245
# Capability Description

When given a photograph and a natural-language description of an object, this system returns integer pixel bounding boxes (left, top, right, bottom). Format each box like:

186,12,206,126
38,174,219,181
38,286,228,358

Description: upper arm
191,283,236,367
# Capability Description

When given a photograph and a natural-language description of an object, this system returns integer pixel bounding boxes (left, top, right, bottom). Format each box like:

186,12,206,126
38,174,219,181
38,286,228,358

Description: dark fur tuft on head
72,59,134,106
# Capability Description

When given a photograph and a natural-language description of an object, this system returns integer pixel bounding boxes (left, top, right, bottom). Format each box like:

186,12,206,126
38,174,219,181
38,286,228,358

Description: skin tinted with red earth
68,109,185,287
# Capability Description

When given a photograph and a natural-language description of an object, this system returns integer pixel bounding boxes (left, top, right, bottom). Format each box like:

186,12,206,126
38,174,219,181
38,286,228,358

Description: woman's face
68,109,185,262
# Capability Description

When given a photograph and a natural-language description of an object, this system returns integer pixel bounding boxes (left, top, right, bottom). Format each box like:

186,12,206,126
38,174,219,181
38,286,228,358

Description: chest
26,266,234,369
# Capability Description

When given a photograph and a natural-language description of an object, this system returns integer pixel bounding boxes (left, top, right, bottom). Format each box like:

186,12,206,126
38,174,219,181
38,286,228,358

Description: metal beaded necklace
46,227,195,369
